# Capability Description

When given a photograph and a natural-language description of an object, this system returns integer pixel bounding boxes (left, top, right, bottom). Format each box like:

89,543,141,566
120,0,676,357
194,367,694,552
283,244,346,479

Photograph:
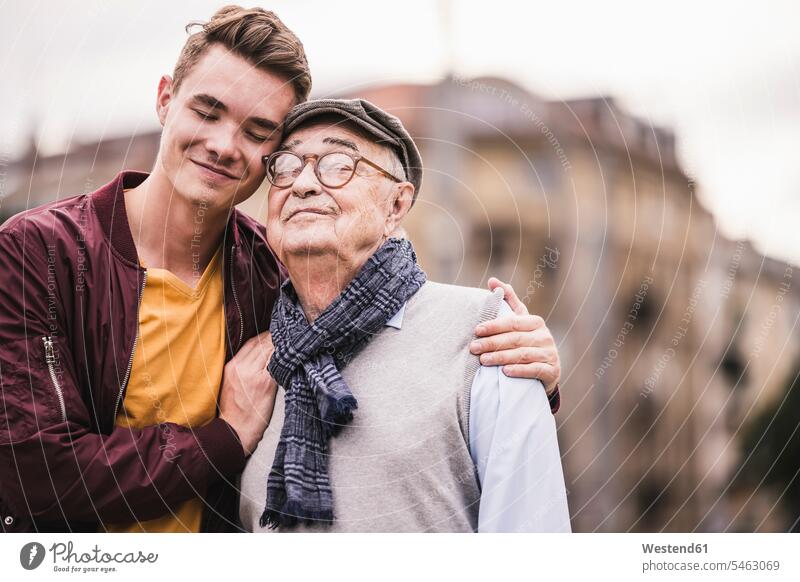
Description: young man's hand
469,277,561,395
219,331,278,456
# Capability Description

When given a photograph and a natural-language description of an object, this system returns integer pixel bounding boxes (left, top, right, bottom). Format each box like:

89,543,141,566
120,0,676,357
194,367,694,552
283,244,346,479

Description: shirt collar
385,302,407,330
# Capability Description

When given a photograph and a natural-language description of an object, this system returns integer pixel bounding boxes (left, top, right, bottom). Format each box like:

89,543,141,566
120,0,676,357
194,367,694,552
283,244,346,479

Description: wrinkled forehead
281,117,381,157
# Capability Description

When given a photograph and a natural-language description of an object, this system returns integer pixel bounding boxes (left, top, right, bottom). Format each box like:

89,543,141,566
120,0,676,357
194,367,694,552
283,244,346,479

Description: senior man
238,99,570,533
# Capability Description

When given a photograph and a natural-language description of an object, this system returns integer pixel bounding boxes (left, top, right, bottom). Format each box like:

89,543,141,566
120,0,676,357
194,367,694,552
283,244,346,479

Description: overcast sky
2,0,798,264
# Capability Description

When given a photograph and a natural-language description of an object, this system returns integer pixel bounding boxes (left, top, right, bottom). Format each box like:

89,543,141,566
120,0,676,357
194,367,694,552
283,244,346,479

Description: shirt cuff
548,383,561,415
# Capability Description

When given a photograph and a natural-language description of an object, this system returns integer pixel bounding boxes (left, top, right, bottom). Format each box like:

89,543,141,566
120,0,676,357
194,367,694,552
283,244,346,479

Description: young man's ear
156,75,175,126
384,182,414,237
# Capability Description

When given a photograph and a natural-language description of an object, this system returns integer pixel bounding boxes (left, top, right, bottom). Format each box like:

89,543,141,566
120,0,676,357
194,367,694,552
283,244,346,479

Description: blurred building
1,77,798,532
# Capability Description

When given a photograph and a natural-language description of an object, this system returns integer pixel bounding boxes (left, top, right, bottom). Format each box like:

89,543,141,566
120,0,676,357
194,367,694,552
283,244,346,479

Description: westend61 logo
19,541,158,574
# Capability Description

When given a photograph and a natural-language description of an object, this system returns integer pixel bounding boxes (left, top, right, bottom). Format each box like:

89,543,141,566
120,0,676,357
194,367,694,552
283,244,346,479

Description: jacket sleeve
548,384,561,414
0,229,246,526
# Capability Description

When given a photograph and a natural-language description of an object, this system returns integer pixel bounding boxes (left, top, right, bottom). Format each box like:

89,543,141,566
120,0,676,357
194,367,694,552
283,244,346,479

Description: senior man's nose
291,161,323,199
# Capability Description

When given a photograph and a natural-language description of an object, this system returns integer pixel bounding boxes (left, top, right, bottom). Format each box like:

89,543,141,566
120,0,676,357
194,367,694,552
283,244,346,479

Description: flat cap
283,98,423,204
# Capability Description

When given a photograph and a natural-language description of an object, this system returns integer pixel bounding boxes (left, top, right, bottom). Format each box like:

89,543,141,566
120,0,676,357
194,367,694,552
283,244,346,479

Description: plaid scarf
259,238,427,529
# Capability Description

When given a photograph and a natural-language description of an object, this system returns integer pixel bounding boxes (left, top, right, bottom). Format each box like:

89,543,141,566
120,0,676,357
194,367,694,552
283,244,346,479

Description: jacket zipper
114,270,148,417
42,336,67,422
229,244,244,352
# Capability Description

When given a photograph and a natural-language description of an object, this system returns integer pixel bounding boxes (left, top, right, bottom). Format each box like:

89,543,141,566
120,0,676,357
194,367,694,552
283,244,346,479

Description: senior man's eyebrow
282,139,302,151
322,137,360,152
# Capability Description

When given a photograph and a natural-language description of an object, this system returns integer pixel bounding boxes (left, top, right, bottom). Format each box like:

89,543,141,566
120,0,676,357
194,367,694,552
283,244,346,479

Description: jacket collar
92,171,242,265
92,171,147,266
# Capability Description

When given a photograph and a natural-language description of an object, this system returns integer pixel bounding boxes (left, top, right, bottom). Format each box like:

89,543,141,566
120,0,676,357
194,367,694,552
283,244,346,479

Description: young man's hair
174,5,311,103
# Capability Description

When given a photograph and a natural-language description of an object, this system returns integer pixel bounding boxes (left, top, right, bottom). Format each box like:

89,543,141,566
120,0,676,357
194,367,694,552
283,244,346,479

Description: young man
0,6,561,533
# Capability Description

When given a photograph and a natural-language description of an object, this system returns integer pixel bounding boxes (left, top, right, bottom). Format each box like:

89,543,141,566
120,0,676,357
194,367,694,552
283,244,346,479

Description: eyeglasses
263,150,403,189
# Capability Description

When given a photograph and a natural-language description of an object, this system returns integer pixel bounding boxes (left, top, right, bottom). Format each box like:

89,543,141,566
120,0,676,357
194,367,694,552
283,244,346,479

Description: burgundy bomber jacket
0,171,284,532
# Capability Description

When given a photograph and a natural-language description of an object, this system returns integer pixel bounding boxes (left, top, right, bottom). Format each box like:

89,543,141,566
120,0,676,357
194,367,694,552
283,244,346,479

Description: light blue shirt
385,300,572,533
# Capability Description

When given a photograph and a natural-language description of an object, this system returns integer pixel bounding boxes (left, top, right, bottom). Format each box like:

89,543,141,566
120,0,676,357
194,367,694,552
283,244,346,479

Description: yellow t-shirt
107,247,226,533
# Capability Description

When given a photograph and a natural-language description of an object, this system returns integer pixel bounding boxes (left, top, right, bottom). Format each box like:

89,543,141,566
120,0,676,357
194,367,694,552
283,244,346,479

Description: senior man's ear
383,182,415,237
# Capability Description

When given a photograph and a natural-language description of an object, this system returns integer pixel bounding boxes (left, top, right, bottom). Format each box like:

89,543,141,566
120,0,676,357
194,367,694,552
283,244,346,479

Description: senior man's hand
469,277,561,398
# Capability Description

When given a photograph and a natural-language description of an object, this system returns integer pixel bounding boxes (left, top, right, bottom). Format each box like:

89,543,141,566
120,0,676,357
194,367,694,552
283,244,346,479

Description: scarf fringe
259,500,335,530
